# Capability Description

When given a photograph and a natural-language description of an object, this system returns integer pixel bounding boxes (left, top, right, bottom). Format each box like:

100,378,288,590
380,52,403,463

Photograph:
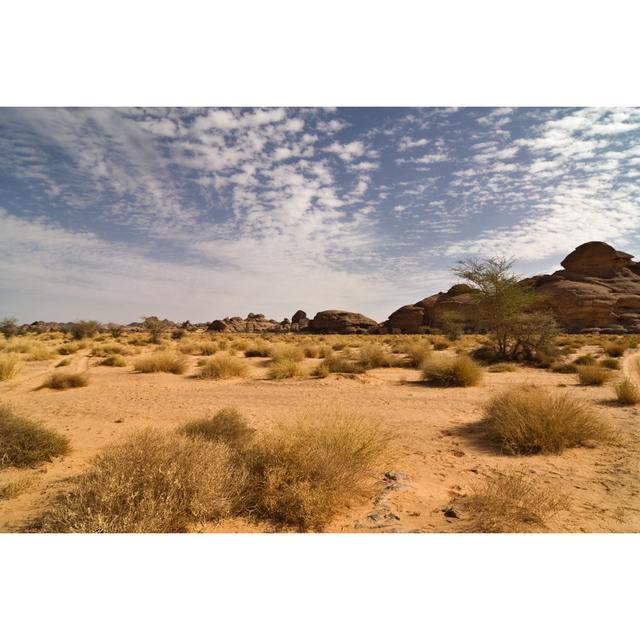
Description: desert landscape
2,241,639,533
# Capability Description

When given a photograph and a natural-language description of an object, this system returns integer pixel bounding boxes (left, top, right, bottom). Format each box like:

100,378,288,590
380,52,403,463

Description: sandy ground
1,342,639,533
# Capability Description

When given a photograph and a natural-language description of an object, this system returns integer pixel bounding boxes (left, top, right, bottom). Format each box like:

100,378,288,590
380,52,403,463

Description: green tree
452,257,557,361
0,317,19,338
68,320,102,340
142,316,168,344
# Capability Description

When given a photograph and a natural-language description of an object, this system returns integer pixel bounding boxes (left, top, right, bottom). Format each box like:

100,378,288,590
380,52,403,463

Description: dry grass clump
3,337,35,353
55,358,71,368
430,336,450,351
0,476,35,501
551,362,578,374
134,351,188,374
357,345,398,369
614,378,640,405
484,385,612,454
57,341,87,355
91,343,129,357
244,340,272,357
576,364,612,386
99,355,126,367
198,353,249,379
573,354,597,366
600,357,620,370
36,429,245,532
268,359,306,379
270,344,304,363
487,362,517,372
40,371,89,390
28,344,56,361
403,343,431,368
462,472,568,533
0,406,70,468
422,355,482,387
317,355,365,375
0,354,23,381
244,412,388,531
182,408,255,447
603,341,626,357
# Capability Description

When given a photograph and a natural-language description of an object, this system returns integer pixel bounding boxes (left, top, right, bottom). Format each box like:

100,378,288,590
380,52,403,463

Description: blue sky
1,107,639,323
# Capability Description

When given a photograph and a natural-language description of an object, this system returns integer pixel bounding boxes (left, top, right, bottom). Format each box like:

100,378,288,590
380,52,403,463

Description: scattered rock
443,507,459,519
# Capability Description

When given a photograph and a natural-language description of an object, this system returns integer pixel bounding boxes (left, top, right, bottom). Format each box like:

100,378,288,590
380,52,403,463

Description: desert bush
430,336,450,351
615,378,640,405
199,341,218,356
134,352,188,374
600,357,620,370
603,341,626,357
55,358,71,368
331,340,348,351
577,365,611,386
37,429,245,532
245,340,272,357
484,386,612,454
40,372,90,390
462,472,568,533
357,346,397,369
198,353,249,379
0,476,34,500
0,406,70,468
142,316,169,344
100,355,126,367
314,363,330,378
574,354,597,366
268,359,306,379
422,355,482,387
3,337,35,353
28,344,56,361
68,320,101,340
487,363,516,373
105,323,124,338
91,343,129,357
270,344,304,363
0,318,19,339
551,362,578,374
243,412,387,531
403,343,431,368
0,354,23,381
182,408,255,447
302,344,320,358
317,355,365,375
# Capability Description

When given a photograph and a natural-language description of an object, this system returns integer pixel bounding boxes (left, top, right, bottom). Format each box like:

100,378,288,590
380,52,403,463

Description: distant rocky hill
385,241,640,334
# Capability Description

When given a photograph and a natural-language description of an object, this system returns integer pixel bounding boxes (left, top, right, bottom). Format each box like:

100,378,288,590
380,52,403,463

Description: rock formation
385,241,640,334
206,314,282,333
308,310,379,333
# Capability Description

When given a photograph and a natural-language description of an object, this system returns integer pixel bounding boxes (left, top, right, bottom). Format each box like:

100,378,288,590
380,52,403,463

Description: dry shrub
0,475,35,500
0,406,70,468
551,362,578,374
40,372,89,390
302,344,320,358
422,355,482,387
55,358,71,368
270,344,304,363
100,355,126,367
91,343,129,357
603,341,626,357
573,354,596,366
487,363,516,373
182,408,255,447
317,355,365,375
331,340,348,351
134,351,188,374
3,337,35,353
577,364,611,386
28,344,56,361
57,340,89,355
36,429,245,532
600,357,620,370
357,345,398,369
244,412,387,531
430,336,450,351
403,343,431,368
462,472,568,533
198,353,248,379
199,341,218,356
268,359,306,379
0,354,22,381
615,378,640,405
485,385,612,454
245,340,272,357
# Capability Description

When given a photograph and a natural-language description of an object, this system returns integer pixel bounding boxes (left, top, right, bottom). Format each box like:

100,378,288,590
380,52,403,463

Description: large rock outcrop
207,313,283,333
385,241,640,334
308,310,379,334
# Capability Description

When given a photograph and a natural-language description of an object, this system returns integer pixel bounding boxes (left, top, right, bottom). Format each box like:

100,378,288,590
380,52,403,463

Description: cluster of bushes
35,410,388,533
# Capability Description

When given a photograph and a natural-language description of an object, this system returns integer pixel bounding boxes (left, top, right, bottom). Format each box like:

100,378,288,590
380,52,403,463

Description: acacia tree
142,316,168,344
0,317,18,338
451,257,557,360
